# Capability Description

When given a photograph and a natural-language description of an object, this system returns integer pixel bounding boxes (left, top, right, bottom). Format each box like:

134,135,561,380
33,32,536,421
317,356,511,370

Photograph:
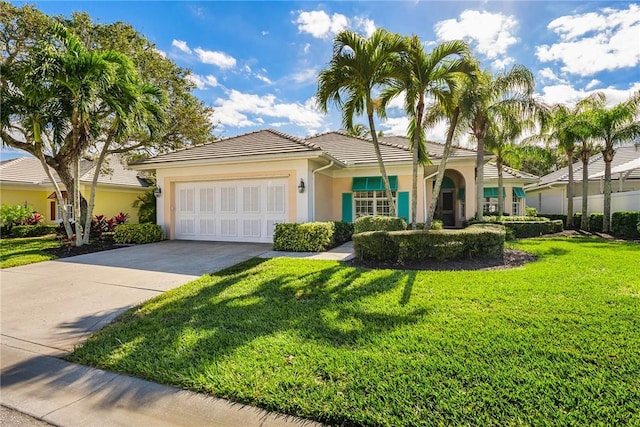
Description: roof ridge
264,128,321,150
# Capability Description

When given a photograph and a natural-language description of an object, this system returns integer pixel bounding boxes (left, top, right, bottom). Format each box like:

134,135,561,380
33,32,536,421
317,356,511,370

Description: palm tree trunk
82,141,111,244
425,106,460,230
476,137,485,220
581,150,589,230
38,155,74,239
497,157,504,217
566,150,574,228
410,98,425,229
603,147,614,233
368,112,397,216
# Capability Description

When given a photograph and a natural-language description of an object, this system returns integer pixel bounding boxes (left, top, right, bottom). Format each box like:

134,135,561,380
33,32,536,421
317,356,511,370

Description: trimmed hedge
354,216,407,234
9,224,57,238
588,213,604,232
469,216,563,238
353,224,505,262
482,215,549,222
540,214,568,224
273,221,353,252
611,211,640,238
113,224,164,244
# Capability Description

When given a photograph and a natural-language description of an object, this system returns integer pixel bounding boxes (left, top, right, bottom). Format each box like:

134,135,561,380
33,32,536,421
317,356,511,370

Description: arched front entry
433,171,466,227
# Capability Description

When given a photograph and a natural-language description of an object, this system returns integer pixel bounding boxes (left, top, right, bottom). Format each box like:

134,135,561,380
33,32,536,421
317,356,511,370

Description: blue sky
4,1,639,159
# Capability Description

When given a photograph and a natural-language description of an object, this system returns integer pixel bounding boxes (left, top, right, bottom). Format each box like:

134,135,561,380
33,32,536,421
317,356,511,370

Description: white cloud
243,65,252,73
171,39,192,54
261,30,269,36
354,16,376,37
194,48,237,69
154,48,167,58
585,79,601,90
379,116,450,143
294,10,376,39
303,43,311,54
291,67,318,84
255,73,273,84
186,74,219,90
435,10,518,59
294,10,348,38
491,56,515,70
538,67,567,84
213,90,324,130
536,4,640,76
539,82,640,106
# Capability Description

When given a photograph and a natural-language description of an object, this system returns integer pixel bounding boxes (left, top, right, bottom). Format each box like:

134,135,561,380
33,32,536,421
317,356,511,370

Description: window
56,204,74,223
483,198,502,214
353,191,396,218
512,187,526,216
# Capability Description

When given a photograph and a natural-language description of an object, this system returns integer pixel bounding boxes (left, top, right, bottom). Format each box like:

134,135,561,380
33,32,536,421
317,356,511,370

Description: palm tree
381,36,472,228
317,29,405,216
457,65,536,220
588,91,640,232
484,110,531,217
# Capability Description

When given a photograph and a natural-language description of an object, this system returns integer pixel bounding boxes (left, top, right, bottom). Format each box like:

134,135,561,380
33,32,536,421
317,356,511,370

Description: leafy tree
133,189,158,224
456,65,537,220
1,4,214,243
317,29,405,216
381,36,472,228
588,91,640,232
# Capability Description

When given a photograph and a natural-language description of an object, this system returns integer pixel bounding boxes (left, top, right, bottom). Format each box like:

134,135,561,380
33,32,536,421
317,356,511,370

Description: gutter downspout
311,161,334,221
422,171,438,223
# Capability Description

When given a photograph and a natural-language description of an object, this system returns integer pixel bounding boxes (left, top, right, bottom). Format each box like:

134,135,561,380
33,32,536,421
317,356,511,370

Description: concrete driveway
1,241,270,356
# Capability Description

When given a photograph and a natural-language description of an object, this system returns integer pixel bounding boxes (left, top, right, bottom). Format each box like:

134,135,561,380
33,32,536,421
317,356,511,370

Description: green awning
352,176,398,191
458,188,465,200
432,176,456,189
483,187,506,198
513,187,526,198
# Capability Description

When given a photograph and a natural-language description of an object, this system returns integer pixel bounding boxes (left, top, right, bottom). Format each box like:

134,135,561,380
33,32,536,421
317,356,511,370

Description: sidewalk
259,241,354,261
1,345,321,427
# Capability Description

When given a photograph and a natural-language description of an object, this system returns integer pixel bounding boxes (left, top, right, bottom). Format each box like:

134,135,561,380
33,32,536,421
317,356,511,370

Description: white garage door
174,179,287,243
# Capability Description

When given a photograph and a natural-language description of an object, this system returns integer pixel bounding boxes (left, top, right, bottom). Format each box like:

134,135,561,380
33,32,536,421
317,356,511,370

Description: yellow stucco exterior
0,184,145,224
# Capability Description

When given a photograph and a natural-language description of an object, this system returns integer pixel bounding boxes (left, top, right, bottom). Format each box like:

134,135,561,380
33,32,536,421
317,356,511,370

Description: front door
436,189,456,227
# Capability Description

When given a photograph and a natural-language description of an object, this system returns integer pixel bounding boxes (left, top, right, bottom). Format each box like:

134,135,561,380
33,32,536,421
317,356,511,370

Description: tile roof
484,163,539,182
133,129,321,165
0,155,148,188
306,131,413,165
379,135,479,159
533,145,640,187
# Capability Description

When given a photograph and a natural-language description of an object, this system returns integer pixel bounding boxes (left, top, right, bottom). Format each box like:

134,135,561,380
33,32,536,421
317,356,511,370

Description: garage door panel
175,180,287,243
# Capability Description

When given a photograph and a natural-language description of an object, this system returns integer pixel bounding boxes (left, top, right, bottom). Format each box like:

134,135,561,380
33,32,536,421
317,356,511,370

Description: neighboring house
131,129,537,243
526,145,640,216
0,155,149,223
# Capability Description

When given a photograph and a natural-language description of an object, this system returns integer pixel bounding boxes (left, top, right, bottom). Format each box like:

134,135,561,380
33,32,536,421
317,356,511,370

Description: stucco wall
313,171,333,221
0,188,50,221
85,187,144,224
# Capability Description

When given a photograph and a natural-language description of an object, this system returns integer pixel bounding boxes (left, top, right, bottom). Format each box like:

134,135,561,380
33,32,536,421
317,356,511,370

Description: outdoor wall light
297,179,305,193
153,187,162,198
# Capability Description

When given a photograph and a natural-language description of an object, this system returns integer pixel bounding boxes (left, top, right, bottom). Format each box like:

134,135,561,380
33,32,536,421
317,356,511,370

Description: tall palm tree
588,91,640,232
317,29,405,216
484,110,531,217
381,36,472,228
457,65,536,220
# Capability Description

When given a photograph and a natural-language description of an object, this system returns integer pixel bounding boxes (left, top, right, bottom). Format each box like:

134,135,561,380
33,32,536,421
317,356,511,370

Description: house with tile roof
131,129,538,243
525,145,640,216
0,155,150,224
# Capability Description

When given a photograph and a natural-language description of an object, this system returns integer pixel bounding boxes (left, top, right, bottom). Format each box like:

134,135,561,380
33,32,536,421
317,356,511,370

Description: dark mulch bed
43,240,128,258
346,248,537,271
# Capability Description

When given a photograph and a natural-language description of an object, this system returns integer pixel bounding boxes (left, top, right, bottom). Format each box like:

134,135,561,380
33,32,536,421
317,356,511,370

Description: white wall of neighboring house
572,190,640,215
526,187,566,215
527,184,640,216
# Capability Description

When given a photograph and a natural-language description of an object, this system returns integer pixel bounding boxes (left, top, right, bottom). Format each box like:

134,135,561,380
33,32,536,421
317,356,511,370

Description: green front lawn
0,235,59,268
69,237,640,426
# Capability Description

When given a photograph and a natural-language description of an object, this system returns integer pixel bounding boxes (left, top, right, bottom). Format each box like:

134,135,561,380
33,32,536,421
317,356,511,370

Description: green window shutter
397,191,409,222
483,187,506,198
351,176,398,191
342,193,353,222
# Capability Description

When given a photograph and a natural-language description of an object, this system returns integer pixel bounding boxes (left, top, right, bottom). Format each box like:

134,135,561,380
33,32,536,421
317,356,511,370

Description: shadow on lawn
70,258,427,382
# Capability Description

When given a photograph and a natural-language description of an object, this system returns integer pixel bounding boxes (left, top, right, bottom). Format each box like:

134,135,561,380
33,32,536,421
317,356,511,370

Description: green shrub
611,211,640,238
540,214,568,225
273,221,353,252
573,213,583,229
1,204,34,234
481,215,549,222
9,224,57,238
525,206,538,217
113,224,164,244
414,220,444,230
588,213,603,232
133,189,157,224
637,217,640,235
354,215,407,234
551,220,564,233
353,224,505,262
